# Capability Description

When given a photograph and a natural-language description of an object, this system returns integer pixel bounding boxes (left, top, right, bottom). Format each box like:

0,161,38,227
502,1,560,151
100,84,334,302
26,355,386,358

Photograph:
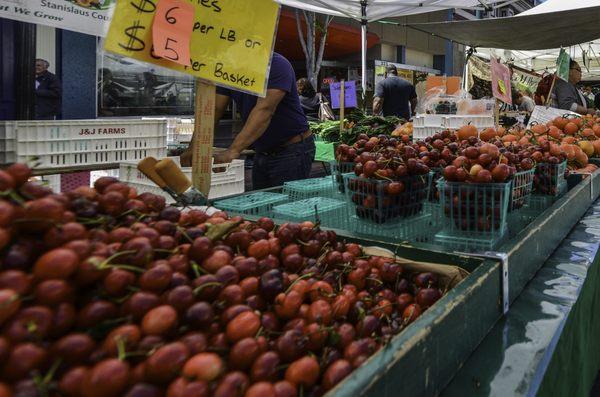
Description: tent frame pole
361,0,368,101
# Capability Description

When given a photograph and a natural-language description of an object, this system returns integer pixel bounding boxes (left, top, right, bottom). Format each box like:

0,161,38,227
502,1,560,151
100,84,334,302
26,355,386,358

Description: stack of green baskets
213,192,289,217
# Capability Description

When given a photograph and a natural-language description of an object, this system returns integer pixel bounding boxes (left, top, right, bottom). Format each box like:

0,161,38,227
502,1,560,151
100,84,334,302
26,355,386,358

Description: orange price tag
152,0,194,66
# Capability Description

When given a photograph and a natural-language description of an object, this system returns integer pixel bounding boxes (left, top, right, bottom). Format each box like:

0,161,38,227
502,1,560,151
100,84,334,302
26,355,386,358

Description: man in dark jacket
373,65,417,120
35,59,61,119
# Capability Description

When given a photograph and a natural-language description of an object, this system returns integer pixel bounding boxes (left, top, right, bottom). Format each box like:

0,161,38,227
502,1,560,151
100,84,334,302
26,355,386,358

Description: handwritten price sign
152,0,194,66
104,0,280,96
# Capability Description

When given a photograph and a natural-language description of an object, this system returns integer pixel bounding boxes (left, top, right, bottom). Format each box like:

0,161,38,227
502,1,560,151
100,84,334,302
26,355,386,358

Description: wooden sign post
340,79,345,133
192,80,216,197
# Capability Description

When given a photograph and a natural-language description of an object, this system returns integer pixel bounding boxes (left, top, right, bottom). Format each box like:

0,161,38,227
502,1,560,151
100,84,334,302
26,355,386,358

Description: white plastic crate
413,125,446,141
119,157,245,202
13,119,167,169
443,115,495,129
412,114,445,127
0,121,16,164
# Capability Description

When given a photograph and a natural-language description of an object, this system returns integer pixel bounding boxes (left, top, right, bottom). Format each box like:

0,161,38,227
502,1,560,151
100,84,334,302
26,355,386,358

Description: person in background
583,85,595,108
35,59,61,120
296,78,319,119
515,91,535,113
182,52,314,190
553,60,595,115
373,65,417,120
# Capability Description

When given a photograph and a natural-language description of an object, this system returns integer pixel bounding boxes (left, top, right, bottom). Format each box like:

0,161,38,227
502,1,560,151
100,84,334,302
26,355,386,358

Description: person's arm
373,97,383,115
214,88,286,164
36,75,61,98
373,81,385,115
180,93,230,167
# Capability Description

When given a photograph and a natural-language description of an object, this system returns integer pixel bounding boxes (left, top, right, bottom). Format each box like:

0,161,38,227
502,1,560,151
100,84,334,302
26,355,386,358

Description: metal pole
361,1,368,96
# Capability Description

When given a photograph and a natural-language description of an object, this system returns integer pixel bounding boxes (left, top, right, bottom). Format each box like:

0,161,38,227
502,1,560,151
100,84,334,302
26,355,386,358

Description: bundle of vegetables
0,163,453,397
310,110,404,145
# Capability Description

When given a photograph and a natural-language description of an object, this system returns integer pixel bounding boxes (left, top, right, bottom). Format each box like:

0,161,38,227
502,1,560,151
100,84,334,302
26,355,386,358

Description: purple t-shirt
216,53,309,152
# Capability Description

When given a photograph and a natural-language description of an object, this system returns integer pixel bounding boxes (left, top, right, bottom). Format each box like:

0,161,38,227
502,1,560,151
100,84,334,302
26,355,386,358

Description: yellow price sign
104,0,280,96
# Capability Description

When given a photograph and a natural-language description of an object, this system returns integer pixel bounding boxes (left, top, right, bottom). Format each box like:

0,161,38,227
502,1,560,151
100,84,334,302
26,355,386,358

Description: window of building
97,49,196,117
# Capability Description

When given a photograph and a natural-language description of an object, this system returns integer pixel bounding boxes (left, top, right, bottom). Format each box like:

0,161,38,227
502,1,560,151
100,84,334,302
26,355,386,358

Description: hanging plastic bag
317,93,335,122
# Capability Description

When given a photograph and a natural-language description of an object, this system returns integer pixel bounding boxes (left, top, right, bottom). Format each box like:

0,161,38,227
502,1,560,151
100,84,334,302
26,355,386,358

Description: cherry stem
285,273,314,294
193,282,223,295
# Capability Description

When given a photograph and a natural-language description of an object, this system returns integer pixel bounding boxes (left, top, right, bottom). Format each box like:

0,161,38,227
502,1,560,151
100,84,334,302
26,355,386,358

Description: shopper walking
182,52,314,189
34,59,61,120
373,65,417,120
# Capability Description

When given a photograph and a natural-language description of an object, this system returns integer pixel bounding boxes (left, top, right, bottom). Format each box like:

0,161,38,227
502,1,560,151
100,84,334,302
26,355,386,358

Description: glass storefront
97,49,195,117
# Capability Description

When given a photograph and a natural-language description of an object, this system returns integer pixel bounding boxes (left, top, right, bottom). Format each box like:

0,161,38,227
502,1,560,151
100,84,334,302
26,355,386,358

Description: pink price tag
152,0,194,66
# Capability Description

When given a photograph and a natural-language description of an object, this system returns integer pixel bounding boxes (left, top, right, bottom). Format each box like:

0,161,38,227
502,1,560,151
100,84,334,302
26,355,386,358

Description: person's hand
213,149,240,165
180,149,192,167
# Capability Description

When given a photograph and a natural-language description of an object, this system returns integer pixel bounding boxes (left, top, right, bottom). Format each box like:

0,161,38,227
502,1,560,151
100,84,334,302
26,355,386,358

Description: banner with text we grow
0,0,113,36
104,0,280,97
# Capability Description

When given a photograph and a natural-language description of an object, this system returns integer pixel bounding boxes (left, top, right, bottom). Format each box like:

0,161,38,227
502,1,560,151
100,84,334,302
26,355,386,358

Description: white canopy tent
468,0,600,81
275,0,485,93
403,1,600,51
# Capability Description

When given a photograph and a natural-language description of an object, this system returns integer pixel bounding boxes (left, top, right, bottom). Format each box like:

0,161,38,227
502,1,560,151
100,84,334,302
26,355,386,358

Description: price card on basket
527,106,580,128
330,81,357,109
104,0,280,97
152,0,194,66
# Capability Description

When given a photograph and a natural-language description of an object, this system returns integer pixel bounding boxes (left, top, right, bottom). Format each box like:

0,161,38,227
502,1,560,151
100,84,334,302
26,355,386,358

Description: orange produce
582,128,595,138
579,141,594,157
548,126,562,140
593,124,600,138
457,124,478,140
592,140,600,156
531,124,547,135
560,144,576,161
480,128,498,142
564,122,580,135
553,117,569,130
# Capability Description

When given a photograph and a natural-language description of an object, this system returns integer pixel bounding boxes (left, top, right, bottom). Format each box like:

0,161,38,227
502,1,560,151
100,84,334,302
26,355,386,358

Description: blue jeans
252,136,316,189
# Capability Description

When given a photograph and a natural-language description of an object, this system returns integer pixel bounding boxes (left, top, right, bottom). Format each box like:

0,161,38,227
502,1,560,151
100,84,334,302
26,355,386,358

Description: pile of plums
0,163,446,397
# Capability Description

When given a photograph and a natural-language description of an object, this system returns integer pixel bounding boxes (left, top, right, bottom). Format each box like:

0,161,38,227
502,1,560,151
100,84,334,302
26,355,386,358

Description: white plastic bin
119,158,245,202
413,126,446,141
412,114,445,127
0,121,16,164
443,115,495,129
13,119,168,169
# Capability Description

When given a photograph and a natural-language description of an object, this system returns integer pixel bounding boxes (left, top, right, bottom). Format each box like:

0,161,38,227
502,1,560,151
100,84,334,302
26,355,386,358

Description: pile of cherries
0,163,445,397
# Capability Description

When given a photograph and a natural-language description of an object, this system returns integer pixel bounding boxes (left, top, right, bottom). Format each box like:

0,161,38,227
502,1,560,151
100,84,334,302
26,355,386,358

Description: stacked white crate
412,114,446,140
0,121,16,164
2,119,167,169
119,157,245,202
443,115,495,130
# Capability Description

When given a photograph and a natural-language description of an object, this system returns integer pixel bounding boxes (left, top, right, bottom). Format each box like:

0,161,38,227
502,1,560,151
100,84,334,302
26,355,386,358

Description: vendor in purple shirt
184,53,315,189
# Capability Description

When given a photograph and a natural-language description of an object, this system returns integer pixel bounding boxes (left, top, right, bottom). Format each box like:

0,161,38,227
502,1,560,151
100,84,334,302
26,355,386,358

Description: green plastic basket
437,179,511,239
434,229,507,252
534,161,567,196
282,177,336,200
349,211,440,244
272,197,347,225
330,161,355,193
509,168,535,212
343,173,432,224
214,192,289,215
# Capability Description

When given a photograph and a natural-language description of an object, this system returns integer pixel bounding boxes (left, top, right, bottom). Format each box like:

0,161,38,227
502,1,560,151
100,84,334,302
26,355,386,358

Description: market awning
404,2,600,50
275,0,484,22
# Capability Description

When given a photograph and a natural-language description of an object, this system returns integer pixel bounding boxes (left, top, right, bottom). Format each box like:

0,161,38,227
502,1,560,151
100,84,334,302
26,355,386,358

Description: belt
282,130,313,147
258,131,313,156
